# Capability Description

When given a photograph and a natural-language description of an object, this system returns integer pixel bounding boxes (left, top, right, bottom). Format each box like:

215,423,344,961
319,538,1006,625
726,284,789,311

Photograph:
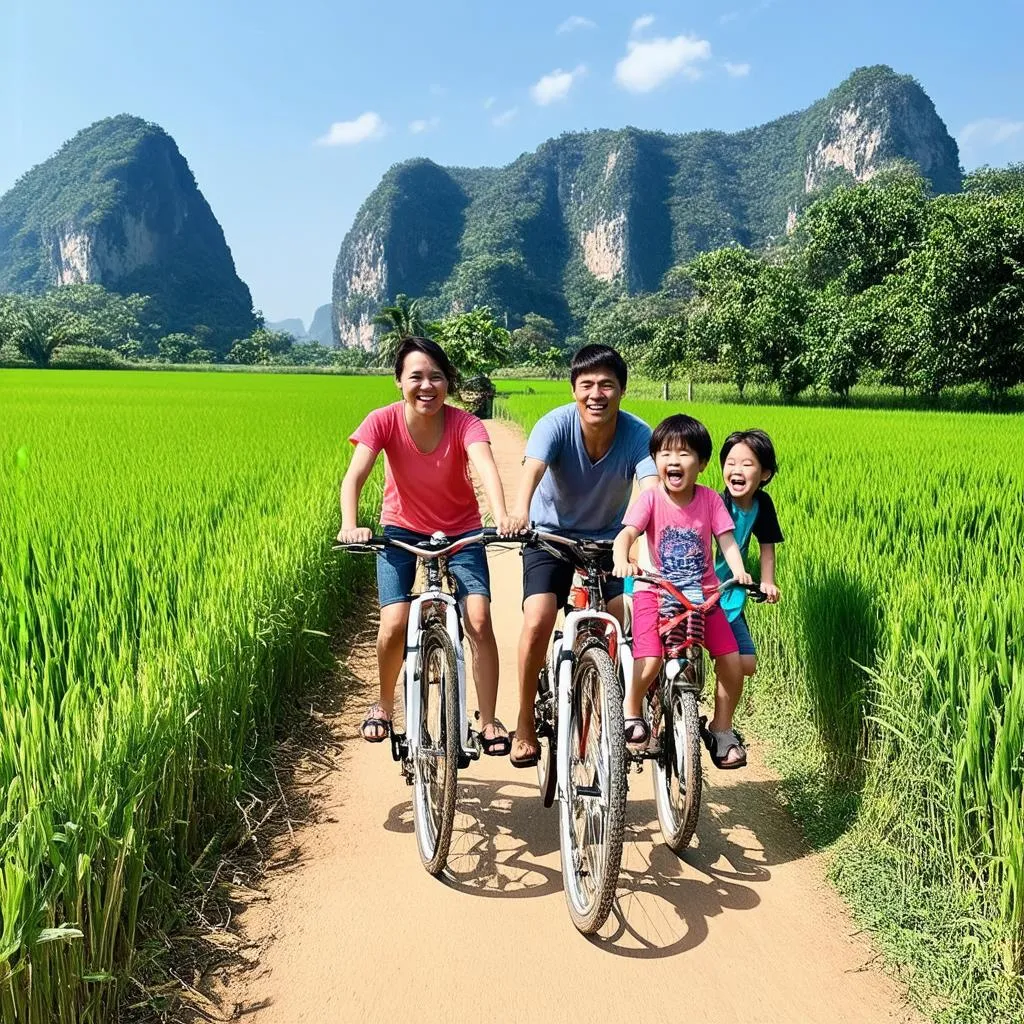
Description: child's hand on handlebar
613,558,638,578
760,581,780,603
337,526,373,544
734,570,754,587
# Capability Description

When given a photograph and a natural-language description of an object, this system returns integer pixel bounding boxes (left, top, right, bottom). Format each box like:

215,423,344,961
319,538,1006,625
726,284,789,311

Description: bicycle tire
559,640,626,934
652,664,703,853
413,623,460,876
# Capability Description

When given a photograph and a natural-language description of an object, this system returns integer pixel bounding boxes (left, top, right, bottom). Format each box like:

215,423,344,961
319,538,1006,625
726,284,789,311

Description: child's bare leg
708,651,744,735
626,657,662,720
740,654,757,679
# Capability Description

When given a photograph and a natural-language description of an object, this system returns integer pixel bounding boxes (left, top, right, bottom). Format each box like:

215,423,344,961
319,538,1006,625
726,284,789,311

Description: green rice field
0,370,391,1021
1,370,1021,1022
499,382,1024,1022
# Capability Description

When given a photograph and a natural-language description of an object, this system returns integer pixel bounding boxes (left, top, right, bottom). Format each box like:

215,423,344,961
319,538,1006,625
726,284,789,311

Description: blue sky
2,0,1023,324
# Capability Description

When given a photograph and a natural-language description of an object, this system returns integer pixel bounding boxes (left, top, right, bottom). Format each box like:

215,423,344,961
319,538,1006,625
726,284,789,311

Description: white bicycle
334,529,504,876
528,530,630,935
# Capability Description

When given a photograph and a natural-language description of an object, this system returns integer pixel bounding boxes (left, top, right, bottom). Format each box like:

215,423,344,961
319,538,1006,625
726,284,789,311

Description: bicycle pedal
390,732,408,763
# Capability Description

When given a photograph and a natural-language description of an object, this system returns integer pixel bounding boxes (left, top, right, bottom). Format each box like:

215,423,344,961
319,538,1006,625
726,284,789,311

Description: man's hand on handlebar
496,514,528,538
337,526,373,544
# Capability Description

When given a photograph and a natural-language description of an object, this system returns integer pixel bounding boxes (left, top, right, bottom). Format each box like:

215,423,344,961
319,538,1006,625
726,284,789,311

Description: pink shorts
630,588,739,660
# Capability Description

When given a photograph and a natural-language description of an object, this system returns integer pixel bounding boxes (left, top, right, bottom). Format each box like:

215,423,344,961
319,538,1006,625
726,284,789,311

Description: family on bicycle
337,336,783,773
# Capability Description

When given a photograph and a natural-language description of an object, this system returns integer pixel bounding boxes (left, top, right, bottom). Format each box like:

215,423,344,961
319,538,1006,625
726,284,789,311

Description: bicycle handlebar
629,571,767,613
333,527,518,560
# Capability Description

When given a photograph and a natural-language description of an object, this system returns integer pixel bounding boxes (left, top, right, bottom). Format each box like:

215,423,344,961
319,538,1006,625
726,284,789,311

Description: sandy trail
216,418,917,1024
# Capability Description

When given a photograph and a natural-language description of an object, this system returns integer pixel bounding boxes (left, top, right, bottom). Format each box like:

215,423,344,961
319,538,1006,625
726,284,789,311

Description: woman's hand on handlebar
497,513,528,538
337,526,373,544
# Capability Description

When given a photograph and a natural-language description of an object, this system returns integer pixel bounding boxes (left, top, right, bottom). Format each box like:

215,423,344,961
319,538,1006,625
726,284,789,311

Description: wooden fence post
687,378,693,402
661,381,669,401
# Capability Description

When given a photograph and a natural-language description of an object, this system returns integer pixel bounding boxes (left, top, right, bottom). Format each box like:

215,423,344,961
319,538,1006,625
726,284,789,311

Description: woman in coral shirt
338,337,521,751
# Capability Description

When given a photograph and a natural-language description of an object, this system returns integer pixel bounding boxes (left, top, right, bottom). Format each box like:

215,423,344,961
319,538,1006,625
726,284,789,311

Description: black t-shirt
721,488,784,547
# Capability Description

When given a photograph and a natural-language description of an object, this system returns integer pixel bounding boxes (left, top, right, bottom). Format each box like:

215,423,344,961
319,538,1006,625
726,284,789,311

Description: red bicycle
626,574,765,853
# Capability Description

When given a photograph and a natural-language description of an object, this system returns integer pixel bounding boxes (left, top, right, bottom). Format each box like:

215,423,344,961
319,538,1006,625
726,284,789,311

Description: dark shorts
729,613,756,657
521,545,624,609
376,526,490,607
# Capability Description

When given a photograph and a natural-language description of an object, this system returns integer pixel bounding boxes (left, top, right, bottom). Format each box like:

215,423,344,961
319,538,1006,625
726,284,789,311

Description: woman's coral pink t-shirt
350,402,489,536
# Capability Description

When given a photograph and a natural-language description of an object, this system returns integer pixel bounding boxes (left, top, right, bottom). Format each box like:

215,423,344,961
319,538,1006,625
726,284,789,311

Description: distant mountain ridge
265,304,333,344
0,114,256,354
332,65,961,347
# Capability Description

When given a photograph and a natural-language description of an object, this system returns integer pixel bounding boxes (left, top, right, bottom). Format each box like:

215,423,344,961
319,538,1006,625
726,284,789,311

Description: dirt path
213,419,917,1024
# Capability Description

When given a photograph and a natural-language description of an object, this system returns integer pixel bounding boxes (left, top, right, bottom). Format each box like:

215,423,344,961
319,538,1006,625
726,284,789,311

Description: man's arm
511,456,549,523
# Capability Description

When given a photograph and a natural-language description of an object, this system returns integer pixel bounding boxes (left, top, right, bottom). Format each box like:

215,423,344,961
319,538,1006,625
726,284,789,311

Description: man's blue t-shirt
526,404,658,540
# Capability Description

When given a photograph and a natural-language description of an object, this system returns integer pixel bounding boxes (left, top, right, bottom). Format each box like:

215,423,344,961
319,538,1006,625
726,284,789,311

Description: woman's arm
759,542,780,602
716,530,753,586
337,443,378,543
467,441,522,534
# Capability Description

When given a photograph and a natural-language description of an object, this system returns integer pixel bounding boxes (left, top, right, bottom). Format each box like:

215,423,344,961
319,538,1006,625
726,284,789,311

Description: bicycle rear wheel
652,662,703,853
559,641,626,934
413,623,460,875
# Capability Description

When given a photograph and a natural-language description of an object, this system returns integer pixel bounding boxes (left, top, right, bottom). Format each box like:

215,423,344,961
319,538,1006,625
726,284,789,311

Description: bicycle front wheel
652,670,703,853
413,623,460,875
559,641,626,934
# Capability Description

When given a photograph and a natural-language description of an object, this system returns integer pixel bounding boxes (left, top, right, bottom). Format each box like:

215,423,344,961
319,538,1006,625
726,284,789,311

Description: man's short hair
570,344,628,390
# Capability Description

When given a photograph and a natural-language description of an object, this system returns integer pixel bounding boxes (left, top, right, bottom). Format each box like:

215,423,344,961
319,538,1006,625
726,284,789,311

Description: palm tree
372,294,428,364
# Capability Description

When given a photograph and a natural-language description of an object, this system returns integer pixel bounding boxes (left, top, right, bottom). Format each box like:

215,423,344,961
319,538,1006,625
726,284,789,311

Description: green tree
795,168,929,294
429,306,511,379
158,333,201,363
748,262,811,400
227,327,294,366
373,293,429,364
3,299,87,367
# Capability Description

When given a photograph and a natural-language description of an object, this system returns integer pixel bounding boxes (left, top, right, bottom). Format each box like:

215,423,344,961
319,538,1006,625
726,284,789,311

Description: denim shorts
376,526,491,607
729,613,756,657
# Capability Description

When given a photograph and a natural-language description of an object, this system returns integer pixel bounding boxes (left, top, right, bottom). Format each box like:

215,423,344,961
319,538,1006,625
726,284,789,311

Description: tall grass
499,388,1024,1021
0,370,392,1020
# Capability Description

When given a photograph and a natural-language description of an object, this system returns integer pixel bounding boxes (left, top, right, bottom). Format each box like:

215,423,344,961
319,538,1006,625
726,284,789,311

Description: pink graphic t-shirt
623,484,735,597
350,402,490,536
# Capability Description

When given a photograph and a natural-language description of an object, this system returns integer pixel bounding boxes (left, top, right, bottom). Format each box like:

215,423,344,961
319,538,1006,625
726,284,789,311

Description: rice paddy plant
0,370,394,1021
499,388,1024,1020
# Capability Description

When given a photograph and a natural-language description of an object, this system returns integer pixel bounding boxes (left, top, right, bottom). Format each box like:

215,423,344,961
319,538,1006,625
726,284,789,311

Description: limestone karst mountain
0,114,257,355
332,66,960,347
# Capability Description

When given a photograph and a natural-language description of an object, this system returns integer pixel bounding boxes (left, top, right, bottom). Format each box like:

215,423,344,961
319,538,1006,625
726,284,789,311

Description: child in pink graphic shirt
613,414,753,769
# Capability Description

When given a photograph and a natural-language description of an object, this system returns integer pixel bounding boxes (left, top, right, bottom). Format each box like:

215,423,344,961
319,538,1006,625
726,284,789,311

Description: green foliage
227,327,294,366
373,293,428,364
429,306,511,379
0,372,394,1020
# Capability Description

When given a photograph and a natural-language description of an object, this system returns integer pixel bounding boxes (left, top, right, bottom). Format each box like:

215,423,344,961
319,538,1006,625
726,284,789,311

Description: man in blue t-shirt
508,344,659,767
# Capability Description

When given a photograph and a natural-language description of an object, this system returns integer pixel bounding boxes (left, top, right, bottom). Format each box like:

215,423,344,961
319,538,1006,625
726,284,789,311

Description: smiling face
397,350,448,415
655,441,706,498
571,366,623,429
722,441,770,502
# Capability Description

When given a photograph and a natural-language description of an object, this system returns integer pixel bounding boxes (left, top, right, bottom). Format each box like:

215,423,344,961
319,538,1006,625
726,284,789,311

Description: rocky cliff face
0,115,256,353
332,66,961,346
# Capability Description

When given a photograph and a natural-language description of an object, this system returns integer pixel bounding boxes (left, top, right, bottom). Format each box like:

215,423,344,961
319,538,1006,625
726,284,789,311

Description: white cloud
615,35,711,92
631,14,655,34
409,116,440,134
557,14,596,33
960,118,1024,145
724,61,751,77
483,96,496,110
531,65,587,106
492,106,519,127
315,112,387,146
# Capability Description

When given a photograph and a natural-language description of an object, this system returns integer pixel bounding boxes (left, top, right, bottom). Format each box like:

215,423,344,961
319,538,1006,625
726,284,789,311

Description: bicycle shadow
594,777,806,958
384,776,564,899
